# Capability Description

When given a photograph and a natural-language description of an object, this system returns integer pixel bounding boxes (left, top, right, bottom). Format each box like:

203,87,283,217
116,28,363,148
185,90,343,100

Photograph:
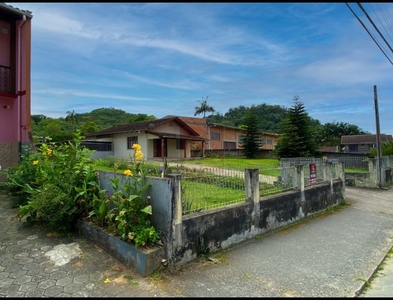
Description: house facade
175,116,280,151
341,134,393,154
86,116,206,160
0,3,33,180
86,115,281,160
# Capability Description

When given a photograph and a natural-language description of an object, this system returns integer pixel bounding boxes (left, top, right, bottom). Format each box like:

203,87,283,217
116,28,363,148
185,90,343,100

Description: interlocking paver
18,281,38,292
32,273,50,283
25,288,45,297
8,269,28,279
12,274,32,285
63,282,82,294
43,285,64,297
37,278,56,289
50,270,67,280
0,278,14,288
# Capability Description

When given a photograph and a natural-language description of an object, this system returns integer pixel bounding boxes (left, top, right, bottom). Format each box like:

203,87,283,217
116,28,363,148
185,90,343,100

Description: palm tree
65,110,78,131
194,96,215,118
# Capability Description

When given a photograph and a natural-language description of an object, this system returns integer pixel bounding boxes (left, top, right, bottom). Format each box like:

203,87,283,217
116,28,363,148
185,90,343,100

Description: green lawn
176,158,281,177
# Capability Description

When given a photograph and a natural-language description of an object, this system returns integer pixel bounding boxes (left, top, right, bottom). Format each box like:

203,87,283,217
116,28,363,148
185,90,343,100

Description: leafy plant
100,144,160,248
7,131,100,232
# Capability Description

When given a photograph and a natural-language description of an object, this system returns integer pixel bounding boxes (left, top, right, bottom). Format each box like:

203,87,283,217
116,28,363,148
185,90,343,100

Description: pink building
0,3,33,181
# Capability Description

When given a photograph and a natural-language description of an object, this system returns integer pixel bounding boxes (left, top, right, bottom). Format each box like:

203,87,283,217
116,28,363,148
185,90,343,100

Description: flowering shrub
1,135,159,248
3,131,99,232
87,143,159,247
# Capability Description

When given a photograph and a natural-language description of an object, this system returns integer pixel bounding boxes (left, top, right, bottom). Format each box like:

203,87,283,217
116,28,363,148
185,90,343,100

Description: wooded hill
31,103,368,146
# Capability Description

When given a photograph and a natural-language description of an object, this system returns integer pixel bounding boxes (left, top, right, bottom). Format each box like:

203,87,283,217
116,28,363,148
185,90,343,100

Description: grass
345,168,369,173
182,180,245,213
177,157,281,177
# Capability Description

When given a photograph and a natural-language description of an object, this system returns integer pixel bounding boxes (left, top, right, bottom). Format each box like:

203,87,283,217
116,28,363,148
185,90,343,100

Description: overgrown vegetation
369,140,393,156
0,132,160,248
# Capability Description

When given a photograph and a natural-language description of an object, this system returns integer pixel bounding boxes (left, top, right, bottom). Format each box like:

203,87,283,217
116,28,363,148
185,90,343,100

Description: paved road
1,185,392,297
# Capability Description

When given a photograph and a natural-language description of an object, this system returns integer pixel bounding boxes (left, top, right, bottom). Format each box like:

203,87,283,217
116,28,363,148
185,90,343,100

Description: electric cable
357,3,393,55
345,2,393,65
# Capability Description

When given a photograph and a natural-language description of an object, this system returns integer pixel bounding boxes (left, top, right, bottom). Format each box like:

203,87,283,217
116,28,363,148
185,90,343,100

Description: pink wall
0,20,11,66
0,15,31,144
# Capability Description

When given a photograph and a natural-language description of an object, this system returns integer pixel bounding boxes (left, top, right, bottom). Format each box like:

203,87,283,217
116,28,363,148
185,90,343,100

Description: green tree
370,140,393,156
80,121,100,135
274,95,319,158
240,107,263,159
316,121,368,151
31,114,47,125
37,118,73,142
194,96,215,118
129,114,157,123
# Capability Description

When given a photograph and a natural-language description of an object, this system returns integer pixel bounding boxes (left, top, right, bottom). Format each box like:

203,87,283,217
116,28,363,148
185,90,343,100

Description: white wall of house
113,132,148,160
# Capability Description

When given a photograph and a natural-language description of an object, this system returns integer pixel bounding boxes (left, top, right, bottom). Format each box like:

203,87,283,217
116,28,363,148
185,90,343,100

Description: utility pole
374,85,382,188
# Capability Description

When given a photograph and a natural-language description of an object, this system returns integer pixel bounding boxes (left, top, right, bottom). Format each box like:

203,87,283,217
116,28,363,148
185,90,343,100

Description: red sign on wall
309,163,316,184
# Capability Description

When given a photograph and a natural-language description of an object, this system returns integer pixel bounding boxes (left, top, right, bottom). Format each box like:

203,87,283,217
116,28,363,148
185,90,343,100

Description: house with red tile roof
86,115,281,160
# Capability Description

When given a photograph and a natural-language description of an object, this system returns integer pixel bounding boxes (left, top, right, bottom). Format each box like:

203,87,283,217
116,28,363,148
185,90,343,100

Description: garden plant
0,132,160,248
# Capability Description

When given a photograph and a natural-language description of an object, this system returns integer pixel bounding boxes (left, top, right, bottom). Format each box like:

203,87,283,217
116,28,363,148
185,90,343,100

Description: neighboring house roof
169,116,208,138
341,134,393,144
0,3,33,19
86,116,205,141
320,146,338,153
165,115,281,138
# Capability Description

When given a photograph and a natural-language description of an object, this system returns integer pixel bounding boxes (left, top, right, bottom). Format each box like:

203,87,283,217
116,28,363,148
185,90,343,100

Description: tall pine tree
274,95,319,158
240,107,263,159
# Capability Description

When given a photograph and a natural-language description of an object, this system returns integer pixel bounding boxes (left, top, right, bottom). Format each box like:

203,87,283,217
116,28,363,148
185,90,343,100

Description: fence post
322,162,327,182
166,174,182,266
245,169,260,229
368,158,378,188
327,161,333,193
281,160,291,186
294,164,305,202
245,169,260,203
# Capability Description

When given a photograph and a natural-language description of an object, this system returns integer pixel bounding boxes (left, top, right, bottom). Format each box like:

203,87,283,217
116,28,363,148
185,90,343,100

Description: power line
369,3,393,47
357,3,393,55
345,2,393,65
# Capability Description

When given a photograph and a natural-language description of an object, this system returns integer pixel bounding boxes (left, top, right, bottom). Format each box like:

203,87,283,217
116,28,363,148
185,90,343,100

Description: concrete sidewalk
0,185,392,297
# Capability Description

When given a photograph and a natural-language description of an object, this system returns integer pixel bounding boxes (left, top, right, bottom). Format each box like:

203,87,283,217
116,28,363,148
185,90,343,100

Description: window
266,139,272,145
211,132,220,141
127,136,138,149
176,139,185,150
223,141,236,149
349,144,358,152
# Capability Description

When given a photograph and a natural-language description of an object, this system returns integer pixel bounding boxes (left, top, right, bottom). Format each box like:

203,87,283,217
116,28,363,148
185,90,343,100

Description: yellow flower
33,160,39,165
135,150,143,161
47,149,52,155
132,143,141,151
104,278,111,284
124,169,132,176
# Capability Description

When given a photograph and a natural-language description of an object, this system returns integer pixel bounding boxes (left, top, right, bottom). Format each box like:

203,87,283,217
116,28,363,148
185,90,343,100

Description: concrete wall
98,162,345,269
344,156,393,188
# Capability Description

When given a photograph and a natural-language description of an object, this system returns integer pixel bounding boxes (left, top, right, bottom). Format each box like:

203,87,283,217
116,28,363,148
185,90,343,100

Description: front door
153,139,167,158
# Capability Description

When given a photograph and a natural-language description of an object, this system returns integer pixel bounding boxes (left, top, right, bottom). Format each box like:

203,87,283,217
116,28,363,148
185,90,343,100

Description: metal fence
181,167,246,215
180,161,343,215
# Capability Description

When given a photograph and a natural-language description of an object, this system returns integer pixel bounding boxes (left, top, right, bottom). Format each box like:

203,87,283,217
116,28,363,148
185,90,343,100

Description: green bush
2,135,160,248
4,132,99,232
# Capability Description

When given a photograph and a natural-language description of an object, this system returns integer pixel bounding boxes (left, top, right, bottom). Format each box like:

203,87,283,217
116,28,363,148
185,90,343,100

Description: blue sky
8,2,393,135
